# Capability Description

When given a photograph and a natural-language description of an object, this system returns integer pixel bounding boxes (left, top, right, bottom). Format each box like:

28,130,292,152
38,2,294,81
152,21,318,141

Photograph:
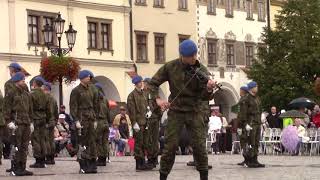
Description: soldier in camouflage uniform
94,83,110,166
143,78,162,168
3,63,24,160
43,82,58,165
239,81,265,168
237,85,249,166
4,72,33,176
29,76,53,168
0,90,4,165
127,75,153,171
148,40,216,180
70,70,99,174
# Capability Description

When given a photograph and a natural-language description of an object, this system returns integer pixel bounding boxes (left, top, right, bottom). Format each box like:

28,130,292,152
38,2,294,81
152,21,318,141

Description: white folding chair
309,129,319,156
206,132,216,153
261,128,273,154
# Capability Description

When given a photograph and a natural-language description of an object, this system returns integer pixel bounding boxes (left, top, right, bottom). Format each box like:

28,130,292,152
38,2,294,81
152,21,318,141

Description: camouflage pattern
96,96,110,158
0,90,4,162
46,94,58,157
239,93,262,158
3,84,32,166
70,83,99,160
127,88,149,159
238,94,248,149
30,88,53,159
148,59,213,175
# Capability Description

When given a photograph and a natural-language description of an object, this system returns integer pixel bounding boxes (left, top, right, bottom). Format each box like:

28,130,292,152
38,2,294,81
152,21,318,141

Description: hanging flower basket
40,56,80,84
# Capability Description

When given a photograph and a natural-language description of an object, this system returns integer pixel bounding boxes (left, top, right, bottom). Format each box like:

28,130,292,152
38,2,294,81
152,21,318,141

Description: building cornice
21,0,131,13
0,53,134,68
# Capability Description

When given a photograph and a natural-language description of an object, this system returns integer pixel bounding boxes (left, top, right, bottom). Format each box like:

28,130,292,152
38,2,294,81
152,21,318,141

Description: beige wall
270,1,284,29
132,0,198,97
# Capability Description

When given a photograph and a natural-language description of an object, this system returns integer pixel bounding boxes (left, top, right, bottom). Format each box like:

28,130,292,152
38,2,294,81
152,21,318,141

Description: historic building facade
197,0,267,119
270,0,285,29
132,0,198,99
0,0,132,112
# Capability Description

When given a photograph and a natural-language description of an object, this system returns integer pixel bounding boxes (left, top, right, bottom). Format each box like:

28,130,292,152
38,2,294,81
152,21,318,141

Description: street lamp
42,12,77,106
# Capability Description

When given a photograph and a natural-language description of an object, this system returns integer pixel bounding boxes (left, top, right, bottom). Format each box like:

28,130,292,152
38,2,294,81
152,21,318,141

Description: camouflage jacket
127,88,148,126
96,96,110,125
47,94,58,128
144,88,162,122
4,85,33,125
0,90,4,126
239,93,261,127
149,59,214,112
30,88,53,126
4,80,15,96
69,83,99,122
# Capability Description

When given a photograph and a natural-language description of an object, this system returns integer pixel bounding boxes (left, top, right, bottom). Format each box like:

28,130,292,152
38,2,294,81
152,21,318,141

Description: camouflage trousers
14,125,31,165
96,120,109,157
243,126,261,158
147,120,160,160
134,125,149,160
160,110,208,175
0,126,4,161
78,121,97,160
31,124,47,158
46,128,55,156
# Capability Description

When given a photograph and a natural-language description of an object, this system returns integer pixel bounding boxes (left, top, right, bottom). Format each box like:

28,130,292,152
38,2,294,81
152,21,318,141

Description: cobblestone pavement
0,155,320,180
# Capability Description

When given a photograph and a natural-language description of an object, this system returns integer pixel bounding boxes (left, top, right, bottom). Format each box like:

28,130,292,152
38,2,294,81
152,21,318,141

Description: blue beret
95,83,103,89
143,78,151,83
44,82,52,91
240,85,249,92
11,72,25,82
34,76,46,84
79,70,94,79
132,75,143,85
247,81,257,90
179,40,198,57
8,62,22,71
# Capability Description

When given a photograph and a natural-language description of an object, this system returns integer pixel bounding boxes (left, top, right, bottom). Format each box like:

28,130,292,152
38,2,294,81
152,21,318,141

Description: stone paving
0,155,320,180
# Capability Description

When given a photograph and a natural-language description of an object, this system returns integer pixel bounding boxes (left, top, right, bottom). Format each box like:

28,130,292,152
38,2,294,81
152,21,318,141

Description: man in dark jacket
266,106,282,129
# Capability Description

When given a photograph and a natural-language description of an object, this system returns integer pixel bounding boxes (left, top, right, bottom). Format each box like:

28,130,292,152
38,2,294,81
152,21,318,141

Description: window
88,22,97,49
178,34,190,44
28,15,39,44
87,18,113,51
226,44,235,66
207,0,216,15
154,0,164,7
226,0,233,17
179,0,188,10
154,33,166,63
246,0,253,20
135,0,146,5
246,45,254,66
27,10,57,46
217,0,224,6
258,0,266,21
207,39,217,65
136,32,148,62
101,23,112,50
237,0,241,9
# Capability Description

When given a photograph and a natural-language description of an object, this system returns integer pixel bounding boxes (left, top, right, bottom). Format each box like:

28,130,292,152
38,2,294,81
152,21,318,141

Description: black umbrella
279,110,306,118
288,97,316,109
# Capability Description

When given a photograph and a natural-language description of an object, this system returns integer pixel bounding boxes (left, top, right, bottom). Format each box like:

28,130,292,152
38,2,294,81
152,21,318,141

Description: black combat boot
6,160,16,172
187,161,196,166
199,170,208,180
45,155,55,165
147,158,157,168
237,156,247,166
12,162,23,176
20,162,33,176
96,156,107,166
136,159,153,171
253,155,265,168
30,158,45,168
78,159,87,174
160,173,168,180
91,158,98,173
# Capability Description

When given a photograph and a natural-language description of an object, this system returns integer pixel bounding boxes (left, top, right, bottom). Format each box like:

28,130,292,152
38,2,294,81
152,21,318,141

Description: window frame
154,33,166,64
87,17,113,53
178,0,188,11
178,34,191,44
207,38,218,66
87,22,98,49
245,44,254,67
226,42,235,66
225,0,234,18
207,0,216,15
154,0,164,8
27,10,57,46
257,0,266,22
135,0,147,6
135,31,149,63
246,0,254,20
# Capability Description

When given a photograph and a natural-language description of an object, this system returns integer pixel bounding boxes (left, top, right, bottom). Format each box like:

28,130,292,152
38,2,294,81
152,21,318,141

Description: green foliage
247,0,320,110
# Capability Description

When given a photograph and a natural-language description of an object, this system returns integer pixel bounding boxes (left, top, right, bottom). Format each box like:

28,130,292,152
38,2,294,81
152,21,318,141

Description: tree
247,0,320,110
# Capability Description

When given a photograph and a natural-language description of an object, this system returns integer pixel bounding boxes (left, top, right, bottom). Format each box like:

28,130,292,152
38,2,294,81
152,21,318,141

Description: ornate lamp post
42,12,77,106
